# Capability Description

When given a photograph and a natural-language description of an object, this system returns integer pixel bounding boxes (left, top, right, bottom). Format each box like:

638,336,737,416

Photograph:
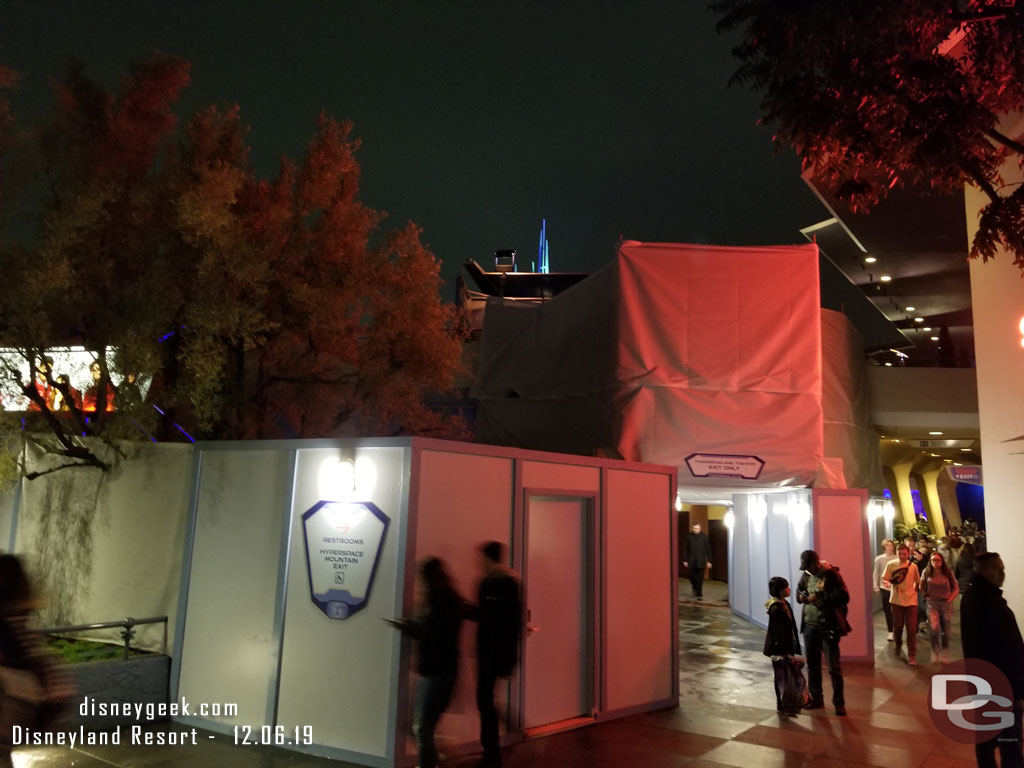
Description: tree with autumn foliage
0,55,464,478
711,0,1024,269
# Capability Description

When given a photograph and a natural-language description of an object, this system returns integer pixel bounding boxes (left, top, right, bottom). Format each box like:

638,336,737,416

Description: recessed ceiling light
884,362,893,367
930,453,941,457
922,327,932,332
953,462,962,466
960,448,971,452
929,431,943,435
914,317,924,323
880,275,892,282
931,336,940,341
905,306,916,312
944,459,953,463
865,256,877,263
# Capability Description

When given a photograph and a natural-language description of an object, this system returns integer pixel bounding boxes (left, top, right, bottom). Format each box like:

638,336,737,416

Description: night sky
2,1,825,293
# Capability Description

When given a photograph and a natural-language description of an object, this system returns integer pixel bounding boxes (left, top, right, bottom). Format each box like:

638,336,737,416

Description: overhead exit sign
915,439,973,449
685,453,764,480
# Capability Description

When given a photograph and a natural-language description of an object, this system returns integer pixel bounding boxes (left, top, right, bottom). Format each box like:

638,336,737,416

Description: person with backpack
795,549,850,716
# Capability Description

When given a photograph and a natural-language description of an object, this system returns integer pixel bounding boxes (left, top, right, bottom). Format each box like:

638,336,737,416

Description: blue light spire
538,219,550,274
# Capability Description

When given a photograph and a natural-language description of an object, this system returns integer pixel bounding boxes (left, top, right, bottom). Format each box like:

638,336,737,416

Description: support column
920,469,946,538
966,111,1024,619
891,461,918,529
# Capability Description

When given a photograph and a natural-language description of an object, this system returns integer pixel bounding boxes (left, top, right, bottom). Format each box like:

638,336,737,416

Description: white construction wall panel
16,441,191,651
604,468,672,711
177,449,291,727
276,446,407,758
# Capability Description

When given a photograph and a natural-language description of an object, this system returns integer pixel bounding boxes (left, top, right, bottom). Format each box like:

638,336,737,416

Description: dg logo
929,658,1017,744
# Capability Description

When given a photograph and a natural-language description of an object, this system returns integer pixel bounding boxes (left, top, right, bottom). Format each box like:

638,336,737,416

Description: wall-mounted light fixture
318,451,377,502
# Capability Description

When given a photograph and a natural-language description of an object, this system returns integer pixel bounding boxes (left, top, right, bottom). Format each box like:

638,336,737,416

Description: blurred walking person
470,542,521,768
0,555,72,767
389,558,464,768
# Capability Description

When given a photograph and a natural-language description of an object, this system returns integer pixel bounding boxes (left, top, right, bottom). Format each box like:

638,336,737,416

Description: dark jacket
763,598,801,657
415,588,464,678
796,565,850,634
475,572,522,676
961,575,1024,699
954,556,974,592
684,532,712,569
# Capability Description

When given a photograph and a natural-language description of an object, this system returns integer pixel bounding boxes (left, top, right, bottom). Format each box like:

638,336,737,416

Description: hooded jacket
763,597,801,657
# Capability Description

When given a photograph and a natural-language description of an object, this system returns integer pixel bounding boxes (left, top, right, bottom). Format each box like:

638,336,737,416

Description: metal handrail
34,615,168,660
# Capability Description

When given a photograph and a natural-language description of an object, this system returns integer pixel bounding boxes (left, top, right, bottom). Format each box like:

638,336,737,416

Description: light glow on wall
724,510,735,529
1019,315,1024,348
788,496,811,532
318,454,379,502
882,501,895,524
749,495,768,531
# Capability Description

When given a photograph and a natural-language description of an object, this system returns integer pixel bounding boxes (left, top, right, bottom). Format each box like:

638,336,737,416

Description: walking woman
389,558,464,768
921,551,959,664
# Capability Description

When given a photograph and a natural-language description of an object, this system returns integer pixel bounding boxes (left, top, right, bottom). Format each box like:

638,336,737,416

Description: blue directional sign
301,501,389,620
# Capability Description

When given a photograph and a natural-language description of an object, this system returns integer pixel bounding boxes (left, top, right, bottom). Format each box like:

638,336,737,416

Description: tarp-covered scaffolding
472,240,882,492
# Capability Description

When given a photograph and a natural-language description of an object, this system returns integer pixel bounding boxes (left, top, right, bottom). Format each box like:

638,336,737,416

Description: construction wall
11,438,192,652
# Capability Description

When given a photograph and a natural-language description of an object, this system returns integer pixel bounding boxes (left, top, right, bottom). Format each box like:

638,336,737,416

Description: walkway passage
12,580,970,767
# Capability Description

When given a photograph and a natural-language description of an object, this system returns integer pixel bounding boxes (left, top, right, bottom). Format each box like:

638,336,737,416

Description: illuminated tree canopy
0,56,465,477
711,0,1024,269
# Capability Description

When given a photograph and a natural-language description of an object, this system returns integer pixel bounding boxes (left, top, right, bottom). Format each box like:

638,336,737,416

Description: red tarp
473,241,830,489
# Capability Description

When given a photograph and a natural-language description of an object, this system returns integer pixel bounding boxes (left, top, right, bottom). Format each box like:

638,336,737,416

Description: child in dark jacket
764,576,803,714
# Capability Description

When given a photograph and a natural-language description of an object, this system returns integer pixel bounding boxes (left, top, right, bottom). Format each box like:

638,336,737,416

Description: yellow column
891,461,917,529
920,469,946,538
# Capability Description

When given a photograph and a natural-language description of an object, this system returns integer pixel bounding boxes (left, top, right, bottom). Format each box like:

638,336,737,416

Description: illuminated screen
0,346,150,412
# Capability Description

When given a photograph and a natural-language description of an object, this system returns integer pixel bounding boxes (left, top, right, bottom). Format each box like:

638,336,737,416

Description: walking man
471,541,522,768
795,549,849,716
683,522,713,601
961,552,1024,768
883,543,921,665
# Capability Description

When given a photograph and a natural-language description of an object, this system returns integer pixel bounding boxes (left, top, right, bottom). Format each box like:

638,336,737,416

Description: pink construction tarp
472,241,826,488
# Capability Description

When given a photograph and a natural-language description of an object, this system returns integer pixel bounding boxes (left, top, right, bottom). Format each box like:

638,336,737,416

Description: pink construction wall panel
604,468,674,710
812,489,872,662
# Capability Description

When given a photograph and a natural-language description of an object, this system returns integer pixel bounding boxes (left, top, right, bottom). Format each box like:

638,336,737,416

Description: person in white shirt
882,544,921,665
872,539,896,642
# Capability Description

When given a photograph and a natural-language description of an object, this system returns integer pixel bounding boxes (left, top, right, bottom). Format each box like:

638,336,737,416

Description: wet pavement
12,581,970,767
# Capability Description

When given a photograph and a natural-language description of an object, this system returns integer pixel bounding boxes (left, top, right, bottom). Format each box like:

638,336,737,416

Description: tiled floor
11,582,973,767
